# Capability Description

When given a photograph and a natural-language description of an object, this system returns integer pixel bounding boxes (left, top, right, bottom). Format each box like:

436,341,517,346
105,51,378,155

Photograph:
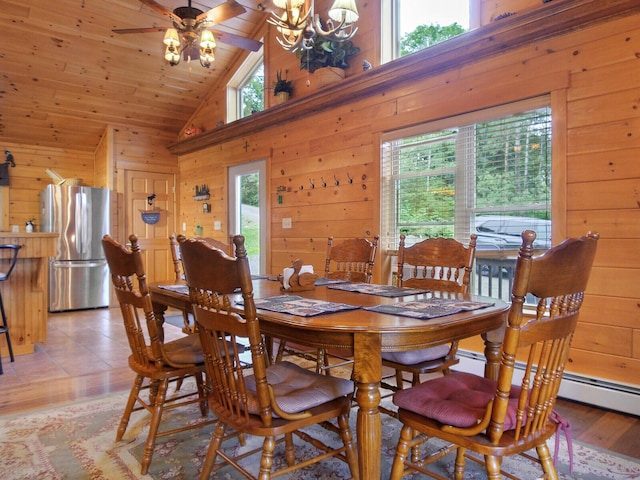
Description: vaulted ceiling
0,0,267,152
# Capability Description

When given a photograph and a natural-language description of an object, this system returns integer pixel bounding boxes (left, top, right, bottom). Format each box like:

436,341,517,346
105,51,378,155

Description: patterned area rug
2,378,639,479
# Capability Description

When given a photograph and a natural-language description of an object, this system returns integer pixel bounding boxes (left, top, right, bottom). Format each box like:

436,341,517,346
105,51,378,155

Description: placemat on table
364,297,494,319
250,295,361,317
327,283,430,297
157,284,189,295
314,277,350,286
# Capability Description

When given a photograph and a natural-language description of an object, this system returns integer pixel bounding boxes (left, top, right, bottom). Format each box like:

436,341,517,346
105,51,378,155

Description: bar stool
0,244,21,375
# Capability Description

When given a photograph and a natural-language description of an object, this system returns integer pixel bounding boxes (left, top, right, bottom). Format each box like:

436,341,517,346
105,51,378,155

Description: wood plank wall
0,143,95,231
175,4,640,387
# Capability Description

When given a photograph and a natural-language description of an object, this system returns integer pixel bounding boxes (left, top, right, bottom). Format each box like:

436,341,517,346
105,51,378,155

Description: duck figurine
280,259,318,292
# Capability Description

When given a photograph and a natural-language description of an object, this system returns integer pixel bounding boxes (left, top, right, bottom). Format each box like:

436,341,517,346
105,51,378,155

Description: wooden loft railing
168,0,640,156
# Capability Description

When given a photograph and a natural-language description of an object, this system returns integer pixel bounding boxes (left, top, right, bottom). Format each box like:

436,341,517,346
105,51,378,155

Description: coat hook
334,174,340,186
321,176,327,187
347,173,353,184
147,193,156,206
309,178,315,189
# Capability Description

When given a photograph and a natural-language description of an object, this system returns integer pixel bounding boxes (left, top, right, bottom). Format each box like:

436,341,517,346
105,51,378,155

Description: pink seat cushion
393,371,522,430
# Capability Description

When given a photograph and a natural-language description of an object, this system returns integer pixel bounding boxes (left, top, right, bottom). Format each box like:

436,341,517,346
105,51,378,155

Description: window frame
227,49,264,123
380,96,552,251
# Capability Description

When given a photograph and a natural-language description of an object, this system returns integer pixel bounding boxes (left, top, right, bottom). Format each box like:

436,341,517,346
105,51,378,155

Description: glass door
228,160,267,275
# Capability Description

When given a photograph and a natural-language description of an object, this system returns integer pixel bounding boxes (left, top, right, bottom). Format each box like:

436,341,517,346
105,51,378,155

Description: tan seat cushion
381,344,450,364
245,361,354,416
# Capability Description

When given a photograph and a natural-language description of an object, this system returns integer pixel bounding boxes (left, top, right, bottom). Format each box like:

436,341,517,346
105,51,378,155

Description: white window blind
381,98,552,251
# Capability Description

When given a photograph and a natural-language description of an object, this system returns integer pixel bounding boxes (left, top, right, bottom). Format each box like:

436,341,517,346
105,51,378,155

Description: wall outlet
214,221,221,231
282,218,292,229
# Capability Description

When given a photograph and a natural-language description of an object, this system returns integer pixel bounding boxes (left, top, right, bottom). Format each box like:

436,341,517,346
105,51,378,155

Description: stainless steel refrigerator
40,184,111,312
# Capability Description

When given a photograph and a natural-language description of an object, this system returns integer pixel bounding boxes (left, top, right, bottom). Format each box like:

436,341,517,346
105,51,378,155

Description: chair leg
141,378,170,475
0,293,14,363
390,424,413,480
116,375,144,441
536,442,559,480
338,411,359,480
259,436,277,479
200,422,226,480
194,372,208,416
484,454,503,480
454,447,466,480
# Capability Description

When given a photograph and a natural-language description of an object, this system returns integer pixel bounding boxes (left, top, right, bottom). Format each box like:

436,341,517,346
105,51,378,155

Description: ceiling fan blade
112,27,167,34
138,0,183,23
196,0,246,24
212,29,262,52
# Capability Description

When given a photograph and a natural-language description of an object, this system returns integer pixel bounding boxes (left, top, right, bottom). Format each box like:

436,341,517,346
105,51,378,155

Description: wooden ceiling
0,0,267,152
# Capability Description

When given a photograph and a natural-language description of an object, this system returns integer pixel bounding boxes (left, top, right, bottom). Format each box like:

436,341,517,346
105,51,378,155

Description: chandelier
268,0,359,52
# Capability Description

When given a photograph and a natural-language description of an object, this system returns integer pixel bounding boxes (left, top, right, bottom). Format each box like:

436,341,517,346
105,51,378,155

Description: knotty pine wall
175,4,640,387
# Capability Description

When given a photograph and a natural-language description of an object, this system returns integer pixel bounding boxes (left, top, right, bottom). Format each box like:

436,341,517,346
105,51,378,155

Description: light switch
282,218,292,229
182,222,186,232
214,221,221,231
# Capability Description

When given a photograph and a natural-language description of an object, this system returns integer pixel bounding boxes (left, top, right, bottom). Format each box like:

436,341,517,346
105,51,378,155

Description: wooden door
125,170,176,283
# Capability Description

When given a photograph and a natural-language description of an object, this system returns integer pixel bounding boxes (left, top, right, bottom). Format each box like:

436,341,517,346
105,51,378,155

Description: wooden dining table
150,278,509,479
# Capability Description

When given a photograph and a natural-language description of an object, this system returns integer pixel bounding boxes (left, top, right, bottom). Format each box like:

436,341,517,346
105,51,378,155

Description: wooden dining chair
179,235,359,480
276,235,380,374
102,234,214,475
389,230,599,480
381,233,477,395
169,233,234,332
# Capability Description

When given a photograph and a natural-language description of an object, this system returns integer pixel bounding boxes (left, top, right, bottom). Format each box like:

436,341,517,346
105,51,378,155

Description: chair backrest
398,234,477,292
102,234,166,367
324,235,379,283
179,235,273,424
486,230,598,444
0,244,21,281
170,233,233,281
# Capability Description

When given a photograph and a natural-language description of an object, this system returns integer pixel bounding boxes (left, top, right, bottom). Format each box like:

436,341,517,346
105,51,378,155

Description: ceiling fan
113,0,262,67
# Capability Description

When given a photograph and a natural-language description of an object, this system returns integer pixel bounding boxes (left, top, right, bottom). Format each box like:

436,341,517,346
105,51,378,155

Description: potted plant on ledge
272,69,294,103
296,38,360,88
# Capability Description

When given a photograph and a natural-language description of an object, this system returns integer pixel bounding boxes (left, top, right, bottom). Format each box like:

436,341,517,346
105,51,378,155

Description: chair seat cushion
163,333,204,365
393,371,521,430
381,344,451,365
245,361,354,416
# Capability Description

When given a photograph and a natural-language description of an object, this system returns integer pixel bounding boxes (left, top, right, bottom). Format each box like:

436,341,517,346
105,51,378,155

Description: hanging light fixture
199,30,216,68
268,0,359,52
163,28,182,66
163,27,217,68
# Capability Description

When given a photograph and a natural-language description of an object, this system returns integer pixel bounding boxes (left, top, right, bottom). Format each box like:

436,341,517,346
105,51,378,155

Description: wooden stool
0,244,21,374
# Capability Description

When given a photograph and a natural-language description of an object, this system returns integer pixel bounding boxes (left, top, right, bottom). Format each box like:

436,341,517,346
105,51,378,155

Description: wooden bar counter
0,232,58,356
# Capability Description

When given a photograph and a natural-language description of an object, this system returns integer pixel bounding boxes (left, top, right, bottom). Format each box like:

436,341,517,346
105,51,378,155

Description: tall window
226,47,264,123
239,64,264,118
382,0,471,63
381,98,552,252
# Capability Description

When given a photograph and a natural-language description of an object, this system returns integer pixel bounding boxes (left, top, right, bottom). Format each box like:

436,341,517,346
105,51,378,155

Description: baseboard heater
457,350,640,417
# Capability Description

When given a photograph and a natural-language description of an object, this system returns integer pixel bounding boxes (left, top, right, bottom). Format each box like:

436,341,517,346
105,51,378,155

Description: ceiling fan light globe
163,28,181,47
164,46,180,65
200,30,216,49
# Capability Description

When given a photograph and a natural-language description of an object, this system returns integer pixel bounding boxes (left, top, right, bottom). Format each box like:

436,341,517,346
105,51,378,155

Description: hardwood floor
0,308,638,459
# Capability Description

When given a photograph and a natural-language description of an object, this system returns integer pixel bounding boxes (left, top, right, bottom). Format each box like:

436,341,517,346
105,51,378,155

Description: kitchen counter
0,232,58,356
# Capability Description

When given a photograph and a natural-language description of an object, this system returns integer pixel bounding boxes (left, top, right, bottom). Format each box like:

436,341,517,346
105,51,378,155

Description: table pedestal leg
353,332,382,479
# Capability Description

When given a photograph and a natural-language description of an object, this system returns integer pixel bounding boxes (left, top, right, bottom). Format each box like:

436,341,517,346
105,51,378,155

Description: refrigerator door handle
75,191,91,256
50,259,107,268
